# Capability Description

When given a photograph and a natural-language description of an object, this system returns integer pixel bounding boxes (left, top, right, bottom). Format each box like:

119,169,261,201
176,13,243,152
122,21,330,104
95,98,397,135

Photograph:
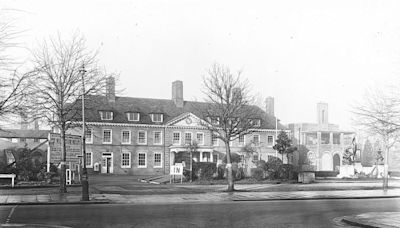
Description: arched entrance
321,152,333,171
333,153,340,171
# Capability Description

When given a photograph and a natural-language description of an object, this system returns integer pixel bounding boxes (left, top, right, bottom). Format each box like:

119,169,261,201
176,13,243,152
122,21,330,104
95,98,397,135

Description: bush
216,164,225,179
265,157,283,180
251,167,264,181
192,162,217,181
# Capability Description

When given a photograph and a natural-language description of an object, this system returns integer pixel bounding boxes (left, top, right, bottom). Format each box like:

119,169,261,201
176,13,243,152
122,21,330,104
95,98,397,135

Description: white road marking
5,205,17,224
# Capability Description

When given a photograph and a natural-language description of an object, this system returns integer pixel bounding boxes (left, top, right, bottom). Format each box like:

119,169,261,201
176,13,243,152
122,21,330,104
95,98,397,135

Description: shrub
192,162,217,181
265,157,283,180
251,167,264,181
216,164,226,179
315,171,339,177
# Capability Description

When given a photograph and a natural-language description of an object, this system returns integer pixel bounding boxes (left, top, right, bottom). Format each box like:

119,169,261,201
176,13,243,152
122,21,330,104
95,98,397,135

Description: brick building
68,79,287,175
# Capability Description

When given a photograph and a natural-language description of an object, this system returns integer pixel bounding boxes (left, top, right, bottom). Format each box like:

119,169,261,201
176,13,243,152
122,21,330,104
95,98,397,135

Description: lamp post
80,65,89,201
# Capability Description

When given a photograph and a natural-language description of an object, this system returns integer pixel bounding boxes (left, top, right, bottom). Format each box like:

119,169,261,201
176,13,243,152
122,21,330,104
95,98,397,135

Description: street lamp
80,65,89,201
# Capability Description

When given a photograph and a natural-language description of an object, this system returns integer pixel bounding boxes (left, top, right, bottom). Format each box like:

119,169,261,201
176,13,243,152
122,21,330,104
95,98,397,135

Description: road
1,198,399,228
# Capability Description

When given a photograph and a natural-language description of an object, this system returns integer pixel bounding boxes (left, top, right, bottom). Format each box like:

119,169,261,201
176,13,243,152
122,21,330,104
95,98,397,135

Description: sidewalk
341,212,400,228
1,189,399,205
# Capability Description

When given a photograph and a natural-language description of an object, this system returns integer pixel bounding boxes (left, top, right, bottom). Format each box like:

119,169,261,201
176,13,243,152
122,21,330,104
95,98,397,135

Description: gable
166,113,204,127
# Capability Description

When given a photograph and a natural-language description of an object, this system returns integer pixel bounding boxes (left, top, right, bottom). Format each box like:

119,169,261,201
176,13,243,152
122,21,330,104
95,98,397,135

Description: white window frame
121,130,131,144
239,134,246,146
151,113,164,123
137,130,147,145
154,152,162,168
153,131,163,145
102,129,112,144
212,133,219,146
184,132,192,145
196,132,204,145
253,134,260,146
254,119,261,127
85,129,93,144
86,152,93,168
100,111,113,120
267,135,274,147
127,112,140,122
121,151,131,168
172,132,181,145
138,152,147,168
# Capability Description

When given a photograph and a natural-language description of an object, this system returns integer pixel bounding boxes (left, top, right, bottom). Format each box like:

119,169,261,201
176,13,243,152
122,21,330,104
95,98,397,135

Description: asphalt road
1,198,399,228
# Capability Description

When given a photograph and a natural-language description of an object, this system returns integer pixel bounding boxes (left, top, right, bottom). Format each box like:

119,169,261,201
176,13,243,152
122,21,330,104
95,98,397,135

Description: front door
101,153,113,173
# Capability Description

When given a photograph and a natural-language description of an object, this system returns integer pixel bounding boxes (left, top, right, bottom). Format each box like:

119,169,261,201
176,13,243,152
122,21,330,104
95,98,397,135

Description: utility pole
80,65,89,201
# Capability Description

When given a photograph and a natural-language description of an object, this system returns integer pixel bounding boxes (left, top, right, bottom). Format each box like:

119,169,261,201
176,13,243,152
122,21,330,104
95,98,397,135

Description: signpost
170,163,183,183
48,133,81,184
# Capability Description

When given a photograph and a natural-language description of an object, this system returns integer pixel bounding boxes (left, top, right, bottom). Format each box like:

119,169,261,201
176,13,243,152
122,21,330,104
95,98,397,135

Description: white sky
2,0,400,130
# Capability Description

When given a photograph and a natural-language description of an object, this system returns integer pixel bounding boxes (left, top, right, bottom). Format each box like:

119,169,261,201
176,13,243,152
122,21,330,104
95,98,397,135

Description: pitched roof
72,95,286,130
0,129,49,139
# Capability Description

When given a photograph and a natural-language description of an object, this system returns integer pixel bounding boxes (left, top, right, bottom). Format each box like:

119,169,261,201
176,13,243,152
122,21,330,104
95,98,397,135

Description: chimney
172,80,184,108
20,113,28,129
106,77,115,102
317,102,328,124
265,97,274,116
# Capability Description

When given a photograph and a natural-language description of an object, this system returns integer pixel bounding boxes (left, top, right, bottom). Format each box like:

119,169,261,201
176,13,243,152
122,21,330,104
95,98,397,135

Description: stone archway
321,152,333,171
333,153,341,171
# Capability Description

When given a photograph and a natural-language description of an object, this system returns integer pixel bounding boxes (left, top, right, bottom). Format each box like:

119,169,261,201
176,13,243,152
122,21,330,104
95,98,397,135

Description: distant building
68,80,288,175
289,103,355,171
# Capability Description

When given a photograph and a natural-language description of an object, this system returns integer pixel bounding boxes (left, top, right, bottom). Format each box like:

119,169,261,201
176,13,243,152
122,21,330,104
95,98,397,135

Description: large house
68,79,287,175
289,103,355,171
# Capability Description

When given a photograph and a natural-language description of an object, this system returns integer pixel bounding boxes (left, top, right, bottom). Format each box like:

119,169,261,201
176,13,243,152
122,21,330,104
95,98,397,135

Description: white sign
170,163,183,175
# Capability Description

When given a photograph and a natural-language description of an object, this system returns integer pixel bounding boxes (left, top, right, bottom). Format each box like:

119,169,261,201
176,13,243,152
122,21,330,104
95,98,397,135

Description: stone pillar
200,151,203,162
170,151,175,166
210,151,214,162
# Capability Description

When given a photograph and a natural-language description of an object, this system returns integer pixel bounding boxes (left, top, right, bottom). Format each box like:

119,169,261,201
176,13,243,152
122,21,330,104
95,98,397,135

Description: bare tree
200,63,261,191
352,89,400,189
28,32,109,193
0,10,30,126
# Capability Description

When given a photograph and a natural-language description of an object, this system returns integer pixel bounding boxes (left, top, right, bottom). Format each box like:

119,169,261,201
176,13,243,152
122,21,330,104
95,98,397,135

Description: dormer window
208,116,220,125
100,111,113,120
151,113,163,123
249,118,261,127
127,112,140,121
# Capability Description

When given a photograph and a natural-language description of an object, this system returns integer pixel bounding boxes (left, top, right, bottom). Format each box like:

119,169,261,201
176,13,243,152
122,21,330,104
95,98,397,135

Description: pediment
166,113,204,127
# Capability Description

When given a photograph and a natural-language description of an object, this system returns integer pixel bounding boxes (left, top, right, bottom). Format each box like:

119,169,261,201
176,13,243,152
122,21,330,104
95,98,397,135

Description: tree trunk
59,126,67,193
225,144,234,192
383,146,389,190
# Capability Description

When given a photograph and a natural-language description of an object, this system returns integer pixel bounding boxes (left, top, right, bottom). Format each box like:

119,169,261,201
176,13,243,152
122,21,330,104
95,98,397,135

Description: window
121,152,131,168
154,131,162,145
253,134,260,146
173,132,181,145
267,135,274,146
138,131,147,144
86,152,93,168
213,154,218,163
103,129,112,144
253,154,259,161
240,155,245,163
208,116,220,125
85,129,93,143
212,133,218,146
239,135,245,146
185,132,192,145
321,133,330,144
252,119,261,127
154,153,162,168
100,111,113,120
127,112,140,121
121,130,131,144
202,152,211,162
196,133,204,145
333,133,341,145
138,153,146,168
151,113,163,123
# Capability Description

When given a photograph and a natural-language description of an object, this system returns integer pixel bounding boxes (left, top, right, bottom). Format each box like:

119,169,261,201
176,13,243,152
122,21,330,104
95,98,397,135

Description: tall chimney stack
265,97,275,116
172,80,184,108
106,77,115,103
317,102,328,125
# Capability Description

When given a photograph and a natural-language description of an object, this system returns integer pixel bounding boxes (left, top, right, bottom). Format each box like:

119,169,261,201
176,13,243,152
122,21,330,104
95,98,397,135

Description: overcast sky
2,0,400,130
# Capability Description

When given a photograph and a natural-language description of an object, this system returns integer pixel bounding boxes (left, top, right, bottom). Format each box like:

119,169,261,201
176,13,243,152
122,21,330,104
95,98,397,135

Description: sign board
48,133,81,166
170,163,183,175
